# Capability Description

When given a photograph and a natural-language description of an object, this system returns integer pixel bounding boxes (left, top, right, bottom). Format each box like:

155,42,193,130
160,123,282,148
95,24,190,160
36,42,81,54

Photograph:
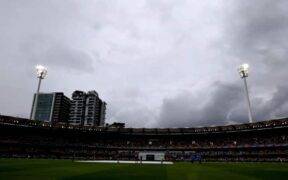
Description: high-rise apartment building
99,101,107,126
84,91,99,126
51,93,71,123
69,90,106,126
69,91,86,125
30,92,71,123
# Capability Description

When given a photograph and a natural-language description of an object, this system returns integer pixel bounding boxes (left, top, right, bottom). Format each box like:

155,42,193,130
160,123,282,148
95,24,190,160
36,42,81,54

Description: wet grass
0,159,288,180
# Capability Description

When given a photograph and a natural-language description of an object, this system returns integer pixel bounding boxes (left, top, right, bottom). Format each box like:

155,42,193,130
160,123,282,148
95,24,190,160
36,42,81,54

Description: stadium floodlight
30,65,48,120
36,65,48,79
238,63,253,123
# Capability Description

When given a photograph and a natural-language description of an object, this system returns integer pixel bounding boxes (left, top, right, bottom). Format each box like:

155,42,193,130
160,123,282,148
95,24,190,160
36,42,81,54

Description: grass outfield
0,159,288,180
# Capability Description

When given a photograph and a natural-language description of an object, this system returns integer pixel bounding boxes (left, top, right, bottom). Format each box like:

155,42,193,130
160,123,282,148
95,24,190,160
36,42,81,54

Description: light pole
238,64,253,123
30,65,48,120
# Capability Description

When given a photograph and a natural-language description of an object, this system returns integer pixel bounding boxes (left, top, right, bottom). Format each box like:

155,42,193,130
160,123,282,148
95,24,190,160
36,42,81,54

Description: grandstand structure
0,115,287,162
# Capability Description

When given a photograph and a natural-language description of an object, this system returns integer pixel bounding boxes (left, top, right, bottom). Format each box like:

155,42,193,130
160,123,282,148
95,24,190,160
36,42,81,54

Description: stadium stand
0,115,287,162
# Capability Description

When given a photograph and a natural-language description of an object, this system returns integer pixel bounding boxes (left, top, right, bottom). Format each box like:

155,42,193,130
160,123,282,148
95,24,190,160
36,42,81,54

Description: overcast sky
1,0,288,128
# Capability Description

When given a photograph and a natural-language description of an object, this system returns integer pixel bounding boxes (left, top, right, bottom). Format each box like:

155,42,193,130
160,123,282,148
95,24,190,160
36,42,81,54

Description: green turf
0,159,288,180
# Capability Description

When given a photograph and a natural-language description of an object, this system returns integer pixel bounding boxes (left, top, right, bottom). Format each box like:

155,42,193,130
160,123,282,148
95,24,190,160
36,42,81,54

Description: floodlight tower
238,64,253,123
30,65,48,120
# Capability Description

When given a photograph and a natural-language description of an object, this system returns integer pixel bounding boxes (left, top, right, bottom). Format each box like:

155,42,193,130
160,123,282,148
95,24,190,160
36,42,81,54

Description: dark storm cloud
225,0,288,66
157,82,248,127
22,41,95,72
155,0,288,127
158,81,288,128
109,103,156,128
253,84,288,120
221,0,288,120
0,0,96,73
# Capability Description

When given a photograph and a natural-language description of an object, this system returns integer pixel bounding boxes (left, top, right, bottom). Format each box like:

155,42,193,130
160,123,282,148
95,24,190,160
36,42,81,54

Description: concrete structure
30,92,71,123
51,93,71,123
84,91,100,126
99,101,107,126
69,90,106,126
69,91,86,125
138,152,165,161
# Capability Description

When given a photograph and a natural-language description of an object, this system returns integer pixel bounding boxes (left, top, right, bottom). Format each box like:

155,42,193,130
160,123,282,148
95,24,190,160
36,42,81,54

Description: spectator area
1,115,287,162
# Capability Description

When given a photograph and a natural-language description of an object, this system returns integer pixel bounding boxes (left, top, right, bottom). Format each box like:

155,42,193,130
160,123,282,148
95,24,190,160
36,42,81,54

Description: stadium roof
1,115,288,135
